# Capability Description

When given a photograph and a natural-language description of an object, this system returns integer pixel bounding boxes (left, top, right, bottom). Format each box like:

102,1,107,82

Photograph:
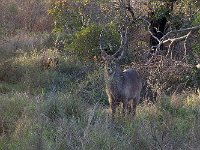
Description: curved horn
113,26,128,59
100,30,104,51
100,30,109,60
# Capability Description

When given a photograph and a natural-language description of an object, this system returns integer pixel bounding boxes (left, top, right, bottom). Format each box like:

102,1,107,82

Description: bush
42,92,87,120
76,66,108,105
0,48,74,94
193,12,200,26
0,0,52,33
71,24,120,58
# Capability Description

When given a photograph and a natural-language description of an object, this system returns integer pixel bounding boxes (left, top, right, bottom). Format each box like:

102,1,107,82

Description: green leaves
71,24,120,58
193,12,200,26
49,0,83,33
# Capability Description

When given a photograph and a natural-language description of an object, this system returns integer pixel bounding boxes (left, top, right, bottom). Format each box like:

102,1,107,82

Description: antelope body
100,28,142,116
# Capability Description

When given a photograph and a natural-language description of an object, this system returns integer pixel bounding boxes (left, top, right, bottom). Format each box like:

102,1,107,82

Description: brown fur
100,28,142,117
102,53,142,117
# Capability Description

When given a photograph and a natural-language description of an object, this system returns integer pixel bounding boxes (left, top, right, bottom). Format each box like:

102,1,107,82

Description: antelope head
100,27,128,75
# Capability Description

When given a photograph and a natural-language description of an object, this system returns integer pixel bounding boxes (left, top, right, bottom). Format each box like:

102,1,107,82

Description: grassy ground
1,40,200,150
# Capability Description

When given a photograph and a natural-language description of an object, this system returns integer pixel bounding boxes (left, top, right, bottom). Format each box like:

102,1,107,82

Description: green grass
1,92,200,149
1,48,200,150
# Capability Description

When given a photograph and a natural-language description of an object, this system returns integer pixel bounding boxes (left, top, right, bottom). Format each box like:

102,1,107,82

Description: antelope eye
107,67,114,75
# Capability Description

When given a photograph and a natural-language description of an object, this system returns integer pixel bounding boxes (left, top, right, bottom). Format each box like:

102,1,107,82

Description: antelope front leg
127,99,133,114
122,101,128,115
110,101,117,119
132,100,137,116
108,94,115,115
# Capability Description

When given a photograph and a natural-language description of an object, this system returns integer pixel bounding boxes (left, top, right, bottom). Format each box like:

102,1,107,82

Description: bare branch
139,16,200,64
162,25,200,41
164,31,191,59
164,32,191,45
99,30,104,51
126,0,135,20
183,31,192,61
139,17,161,48
161,26,200,58
140,16,200,46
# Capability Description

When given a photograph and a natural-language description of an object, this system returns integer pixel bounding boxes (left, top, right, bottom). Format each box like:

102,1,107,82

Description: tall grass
1,47,200,149
1,90,200,149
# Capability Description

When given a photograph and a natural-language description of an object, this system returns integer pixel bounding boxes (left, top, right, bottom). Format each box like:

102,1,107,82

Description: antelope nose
108,68,112,73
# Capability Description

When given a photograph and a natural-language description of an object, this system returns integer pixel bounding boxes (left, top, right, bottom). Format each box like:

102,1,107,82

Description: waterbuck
100,28,142,117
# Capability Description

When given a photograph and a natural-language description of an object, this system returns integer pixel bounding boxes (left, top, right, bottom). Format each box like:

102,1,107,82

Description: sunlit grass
1,47,200,149
1,89,200,149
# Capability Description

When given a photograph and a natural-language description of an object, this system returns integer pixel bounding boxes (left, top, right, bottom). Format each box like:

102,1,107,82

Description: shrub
71,24,120,58
42,92,87,120
193,12,200,26
76,66,108,105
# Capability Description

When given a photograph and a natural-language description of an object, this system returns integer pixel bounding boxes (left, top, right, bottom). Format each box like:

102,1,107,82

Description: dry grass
1,80,200,150
0,38,200,150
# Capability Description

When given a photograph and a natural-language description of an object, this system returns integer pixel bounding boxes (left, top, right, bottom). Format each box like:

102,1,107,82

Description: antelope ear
101,50,109,60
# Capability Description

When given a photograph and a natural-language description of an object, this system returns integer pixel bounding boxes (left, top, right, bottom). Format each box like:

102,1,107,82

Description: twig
165,31,191,58
183,31,192,61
